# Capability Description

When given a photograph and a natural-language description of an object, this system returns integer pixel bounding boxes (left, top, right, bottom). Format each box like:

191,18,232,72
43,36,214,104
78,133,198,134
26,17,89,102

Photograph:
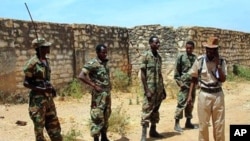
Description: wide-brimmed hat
202,37,219,48
32,37,51,48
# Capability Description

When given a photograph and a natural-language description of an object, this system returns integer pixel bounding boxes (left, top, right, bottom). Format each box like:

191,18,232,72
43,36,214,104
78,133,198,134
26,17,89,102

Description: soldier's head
149,35,160,51
186,41,195,55
202,37,220,60
96,44,108,61
32,37,51,56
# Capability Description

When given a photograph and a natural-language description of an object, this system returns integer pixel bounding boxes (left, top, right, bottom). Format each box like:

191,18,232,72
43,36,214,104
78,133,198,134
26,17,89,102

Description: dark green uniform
81,57,111,137
174,53,197,119
23,55,62,141
140,50,165,126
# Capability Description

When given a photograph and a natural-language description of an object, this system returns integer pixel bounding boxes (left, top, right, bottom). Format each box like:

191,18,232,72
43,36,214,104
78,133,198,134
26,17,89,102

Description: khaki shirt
189,55,227,88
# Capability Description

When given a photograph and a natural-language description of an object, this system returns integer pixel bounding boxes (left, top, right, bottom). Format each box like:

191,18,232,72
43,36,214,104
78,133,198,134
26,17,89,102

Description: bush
62,126,82,141
228,64,250,81
87,103,130,137
108,103,130,137
58,78,86,99
111,69,130,92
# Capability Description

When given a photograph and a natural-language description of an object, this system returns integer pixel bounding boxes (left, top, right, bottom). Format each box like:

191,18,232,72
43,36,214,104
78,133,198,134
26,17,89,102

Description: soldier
173,41,198,132
23,37,62,141
140,36,166,141
188,37,227,141
78,44,111,141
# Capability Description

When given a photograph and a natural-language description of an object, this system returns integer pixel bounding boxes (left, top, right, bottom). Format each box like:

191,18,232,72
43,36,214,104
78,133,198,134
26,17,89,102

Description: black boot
174,119,183,132
101,131,110,141
185,118,198,129
149,124,163,138
141,125,147,141
94,136,99,141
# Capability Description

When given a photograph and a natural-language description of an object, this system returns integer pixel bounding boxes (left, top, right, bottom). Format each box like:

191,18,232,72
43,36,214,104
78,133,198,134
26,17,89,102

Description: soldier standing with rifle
23,37,62,141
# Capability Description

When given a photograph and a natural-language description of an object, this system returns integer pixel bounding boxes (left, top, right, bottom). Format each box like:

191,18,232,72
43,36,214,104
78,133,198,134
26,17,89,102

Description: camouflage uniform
140,50,165,126
81,57,111,137
174,53,197,119
23,55,62,141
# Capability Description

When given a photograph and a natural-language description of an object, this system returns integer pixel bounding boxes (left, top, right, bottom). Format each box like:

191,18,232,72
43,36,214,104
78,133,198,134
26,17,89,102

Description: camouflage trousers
141,94,162,127
174,87,196,119
29,92,62,141
90,90,111,137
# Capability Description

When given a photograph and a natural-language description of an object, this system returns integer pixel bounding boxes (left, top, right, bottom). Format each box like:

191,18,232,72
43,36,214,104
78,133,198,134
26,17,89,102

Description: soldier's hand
145,90,152,101
187,96,193,106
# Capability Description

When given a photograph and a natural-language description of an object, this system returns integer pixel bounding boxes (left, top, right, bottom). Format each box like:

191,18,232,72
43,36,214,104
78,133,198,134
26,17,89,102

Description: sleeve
189,58,199,78
174,54,183,86
139,53,147,69
81,60,95,74
23,60,35,78
222,59,227,76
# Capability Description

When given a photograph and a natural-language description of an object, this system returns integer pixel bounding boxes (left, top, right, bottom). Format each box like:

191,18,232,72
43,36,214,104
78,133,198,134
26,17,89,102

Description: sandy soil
0,81,249,141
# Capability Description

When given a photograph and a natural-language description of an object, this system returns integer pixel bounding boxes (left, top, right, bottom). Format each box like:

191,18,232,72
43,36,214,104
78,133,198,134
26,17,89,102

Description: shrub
108,103,130,137
111,69,130,92
87,103,130,137
62,126,82,141
58,78,86,99
228,64,250,81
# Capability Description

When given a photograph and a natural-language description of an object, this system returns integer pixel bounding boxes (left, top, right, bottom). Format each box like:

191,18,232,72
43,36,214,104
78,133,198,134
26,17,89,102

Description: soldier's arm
78,68,102,91
216,59,226,82
187,77,197,105
174,55,184,87
23,76,51,93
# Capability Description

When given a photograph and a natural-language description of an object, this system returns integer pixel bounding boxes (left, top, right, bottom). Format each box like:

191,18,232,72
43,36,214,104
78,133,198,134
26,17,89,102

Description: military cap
32,37,51,48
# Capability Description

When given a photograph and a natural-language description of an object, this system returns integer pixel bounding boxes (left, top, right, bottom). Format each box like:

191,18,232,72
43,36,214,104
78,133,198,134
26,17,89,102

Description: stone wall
0,18,250,97
128,25,177,78
0,18,74,95
71,24,129,78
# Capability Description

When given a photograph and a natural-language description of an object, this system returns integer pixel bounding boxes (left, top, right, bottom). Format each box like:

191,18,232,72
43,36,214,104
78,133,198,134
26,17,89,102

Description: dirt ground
0,81,250,141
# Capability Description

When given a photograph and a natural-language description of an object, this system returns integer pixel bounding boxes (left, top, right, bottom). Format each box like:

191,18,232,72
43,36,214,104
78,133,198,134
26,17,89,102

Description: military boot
185,118,198,129
174,119,183,132
101,131,110,141
149,124,163,138
140,125,147,141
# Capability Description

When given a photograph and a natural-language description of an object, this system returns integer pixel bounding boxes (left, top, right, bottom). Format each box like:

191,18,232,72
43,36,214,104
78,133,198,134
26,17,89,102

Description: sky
1,0,250,33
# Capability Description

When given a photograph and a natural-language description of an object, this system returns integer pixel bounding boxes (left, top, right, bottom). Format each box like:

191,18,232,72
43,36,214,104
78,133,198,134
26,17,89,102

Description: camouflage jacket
23,55,51,83
174,53,197,88
82,57,111,88
140,50,164,94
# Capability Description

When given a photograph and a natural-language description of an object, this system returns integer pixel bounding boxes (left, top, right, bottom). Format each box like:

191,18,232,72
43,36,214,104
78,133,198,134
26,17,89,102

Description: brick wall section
0,18,250,96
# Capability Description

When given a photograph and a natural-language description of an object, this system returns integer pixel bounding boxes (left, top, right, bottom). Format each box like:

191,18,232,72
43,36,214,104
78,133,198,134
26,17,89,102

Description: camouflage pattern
174,53,197,119
32,37,51,48
82,57,111,137
140,50,165,126
23,55,62,141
